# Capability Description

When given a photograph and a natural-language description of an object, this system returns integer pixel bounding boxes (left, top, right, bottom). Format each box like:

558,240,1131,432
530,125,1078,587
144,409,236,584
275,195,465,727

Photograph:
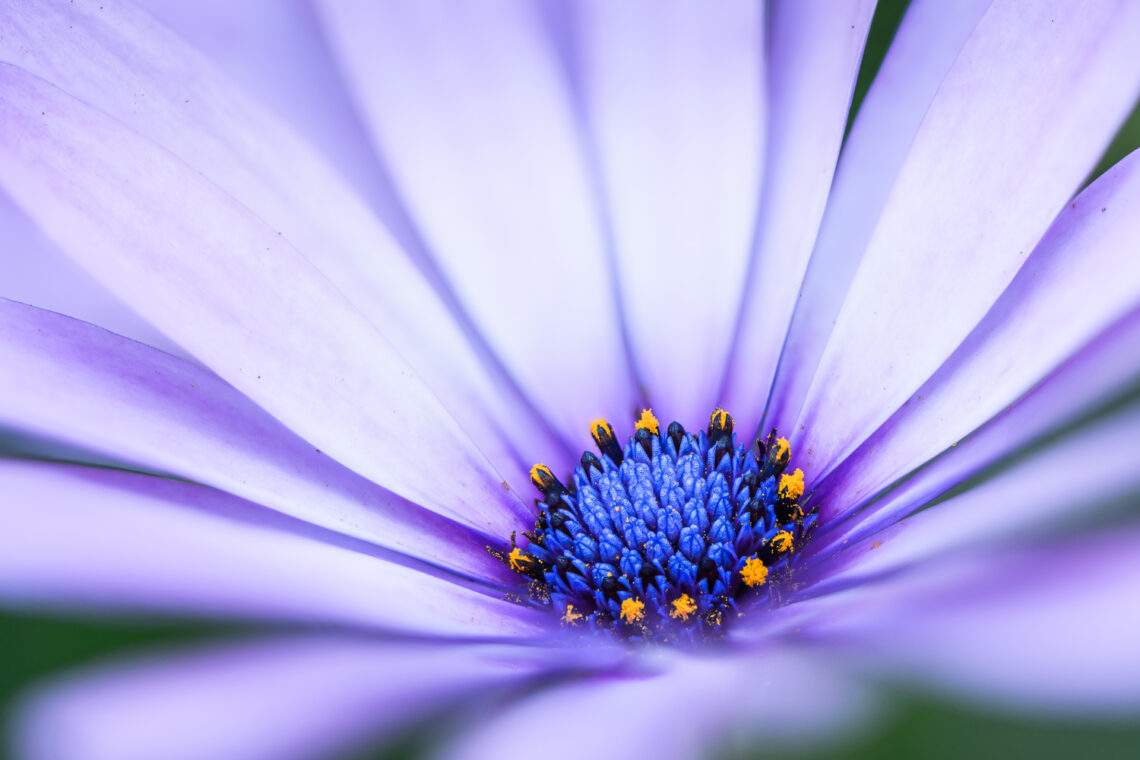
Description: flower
3,1,1140,758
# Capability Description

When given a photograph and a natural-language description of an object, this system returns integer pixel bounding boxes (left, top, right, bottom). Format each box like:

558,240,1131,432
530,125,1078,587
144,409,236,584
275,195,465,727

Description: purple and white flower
3,0,1140,758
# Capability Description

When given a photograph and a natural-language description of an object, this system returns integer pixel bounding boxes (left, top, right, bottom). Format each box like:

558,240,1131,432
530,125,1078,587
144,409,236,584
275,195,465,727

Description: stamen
590,419,624,464
740,558,769,588
508,547,532,572
529,463,563,496
495,409,814,643
707,407,733,443
620,598,646,624
635,408,660,436
670,594,698,620
779,468,805,501
771,530,794,554
563,605,585,626
772,436,791,464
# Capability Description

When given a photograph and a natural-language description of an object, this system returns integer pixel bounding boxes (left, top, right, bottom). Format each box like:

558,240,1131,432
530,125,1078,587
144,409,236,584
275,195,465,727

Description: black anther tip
635,426,654,457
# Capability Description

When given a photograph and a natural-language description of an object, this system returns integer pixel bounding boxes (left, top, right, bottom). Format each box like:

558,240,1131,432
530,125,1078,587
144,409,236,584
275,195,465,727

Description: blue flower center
496,409,814,643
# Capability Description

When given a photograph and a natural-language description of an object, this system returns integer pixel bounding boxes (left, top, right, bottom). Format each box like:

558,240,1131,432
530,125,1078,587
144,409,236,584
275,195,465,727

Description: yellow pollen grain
620,597,645,624
590,418,613,439
741,557,769,588
774,437,790,460
670,594,697,620
772,530,794,554
508,547,531,572
710,408,731,428
562,604,584,626
779,468,805,501
635,408,660,435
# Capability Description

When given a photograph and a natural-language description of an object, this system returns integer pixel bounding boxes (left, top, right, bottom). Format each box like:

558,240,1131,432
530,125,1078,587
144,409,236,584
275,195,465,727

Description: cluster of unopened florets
495,409,813,643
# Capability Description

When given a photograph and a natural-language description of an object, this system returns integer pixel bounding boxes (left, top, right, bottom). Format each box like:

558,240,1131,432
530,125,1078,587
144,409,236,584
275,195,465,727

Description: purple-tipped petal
802,404,1140,593
765,0,991,433
812,148,1140,524
441,648,874,760
0,0,566,494
567,1,764,424
822,529,1140,713
0,299,513,584
789,0,1140,480
13,636,543,760
0,461,548,638
814,304,1140,553
721,0,876,430
0,64,536,533
317,0,637,446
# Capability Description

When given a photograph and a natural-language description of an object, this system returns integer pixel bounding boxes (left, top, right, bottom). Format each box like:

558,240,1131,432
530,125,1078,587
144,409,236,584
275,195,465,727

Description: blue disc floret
494,409,815,643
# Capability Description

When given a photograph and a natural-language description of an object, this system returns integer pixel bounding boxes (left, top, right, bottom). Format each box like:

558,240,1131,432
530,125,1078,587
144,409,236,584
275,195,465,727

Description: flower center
495,409,813,643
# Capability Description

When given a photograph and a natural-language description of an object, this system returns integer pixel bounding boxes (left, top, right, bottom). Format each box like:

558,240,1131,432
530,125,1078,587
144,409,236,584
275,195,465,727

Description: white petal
817,529,1140,712
14,636,541,760
0,65,527,534
441,647,874,760
317,0,639,447
814,304,1140,553
570,0,765,424
0,300,514,584
812,147,1140,524
806,403,1140,594
790,0,1140,481
765,0,991,432
133,0,407,230
721,0,877,431
0,188,183,357
0,0,565,493
0,460,547,638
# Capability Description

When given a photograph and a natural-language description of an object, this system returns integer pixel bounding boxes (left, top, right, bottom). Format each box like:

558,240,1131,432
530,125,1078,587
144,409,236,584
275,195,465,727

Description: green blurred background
5,1,1140,757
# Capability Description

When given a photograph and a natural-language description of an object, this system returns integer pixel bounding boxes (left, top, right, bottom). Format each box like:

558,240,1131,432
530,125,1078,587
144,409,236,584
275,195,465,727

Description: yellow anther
620,597,645,624
508,547,532,572
590,418,614,441
635,408,660,436
771,530,794,554
670,594,697,620
562,604,584,626
773,437,790,460
710,408,731,429
740,557,769,588
779,468,805,501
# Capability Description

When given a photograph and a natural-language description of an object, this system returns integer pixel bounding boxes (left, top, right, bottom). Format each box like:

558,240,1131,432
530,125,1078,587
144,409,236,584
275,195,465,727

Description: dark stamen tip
667,421,685,451
580,450,603,475
713,436,732,468
635,426,654,457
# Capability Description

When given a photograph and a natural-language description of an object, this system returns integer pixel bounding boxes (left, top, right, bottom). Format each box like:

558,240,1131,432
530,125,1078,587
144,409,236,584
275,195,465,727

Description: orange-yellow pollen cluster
779,467,805,500
562,605,584,626
740,557,769,588
508,547,532,572
771,530,794,554
635,408,660,435
620,598,646,624
669,594,698,620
